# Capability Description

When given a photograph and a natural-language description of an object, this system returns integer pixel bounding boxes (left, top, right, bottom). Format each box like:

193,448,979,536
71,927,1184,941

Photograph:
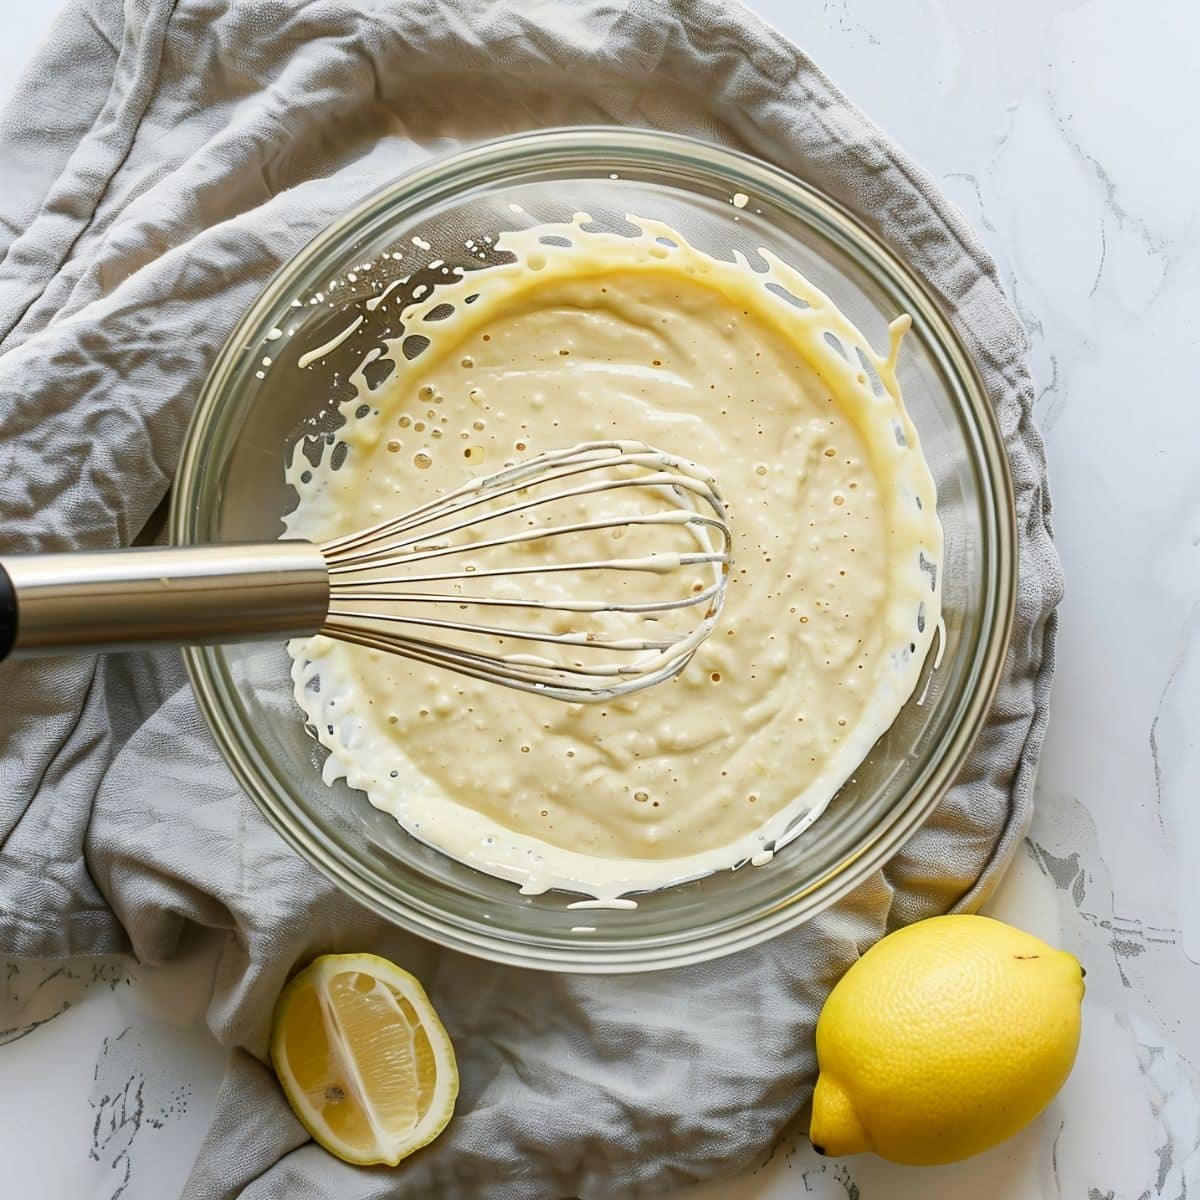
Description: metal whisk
0,441,732,702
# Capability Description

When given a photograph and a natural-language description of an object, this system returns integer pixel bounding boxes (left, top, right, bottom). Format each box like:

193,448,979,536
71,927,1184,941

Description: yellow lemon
810,914,1084,1165
270,952,458,1166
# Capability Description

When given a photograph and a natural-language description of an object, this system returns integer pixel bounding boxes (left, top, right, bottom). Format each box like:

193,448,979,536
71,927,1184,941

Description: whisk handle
0,542,329,661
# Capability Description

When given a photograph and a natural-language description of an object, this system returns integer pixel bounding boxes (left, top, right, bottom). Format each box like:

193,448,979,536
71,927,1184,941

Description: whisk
0,441,732,702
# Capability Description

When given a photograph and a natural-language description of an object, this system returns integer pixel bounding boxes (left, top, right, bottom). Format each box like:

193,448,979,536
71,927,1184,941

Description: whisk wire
326,508,725,576
313,440,732,702
325,611,678,652
321,444,722,559
326,578,727,616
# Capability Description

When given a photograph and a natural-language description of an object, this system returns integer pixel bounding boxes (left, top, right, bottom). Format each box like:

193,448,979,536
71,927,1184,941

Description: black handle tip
0,562,16,662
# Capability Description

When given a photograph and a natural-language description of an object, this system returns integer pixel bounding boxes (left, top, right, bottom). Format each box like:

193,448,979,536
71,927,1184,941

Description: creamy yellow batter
284,215,942,900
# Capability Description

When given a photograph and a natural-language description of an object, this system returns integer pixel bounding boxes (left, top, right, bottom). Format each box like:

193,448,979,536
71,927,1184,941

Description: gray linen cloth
0,1,1063,1196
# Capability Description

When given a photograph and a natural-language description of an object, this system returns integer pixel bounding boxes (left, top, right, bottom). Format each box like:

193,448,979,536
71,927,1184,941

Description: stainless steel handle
0,542,330,659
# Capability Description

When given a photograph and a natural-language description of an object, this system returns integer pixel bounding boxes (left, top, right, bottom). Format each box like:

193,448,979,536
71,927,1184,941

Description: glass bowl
171,128,1015,971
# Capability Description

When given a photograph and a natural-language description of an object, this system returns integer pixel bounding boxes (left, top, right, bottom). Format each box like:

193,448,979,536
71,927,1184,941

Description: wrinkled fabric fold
0,1,1062,1196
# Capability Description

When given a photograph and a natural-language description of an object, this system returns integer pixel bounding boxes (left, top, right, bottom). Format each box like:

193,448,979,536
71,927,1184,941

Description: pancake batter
284,214,943,900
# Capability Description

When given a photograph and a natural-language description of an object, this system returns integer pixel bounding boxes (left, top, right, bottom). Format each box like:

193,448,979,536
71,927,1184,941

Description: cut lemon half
270,953,458,1166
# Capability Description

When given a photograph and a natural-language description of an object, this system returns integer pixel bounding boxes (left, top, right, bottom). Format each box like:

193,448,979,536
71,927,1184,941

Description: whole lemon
810,914,1084,1165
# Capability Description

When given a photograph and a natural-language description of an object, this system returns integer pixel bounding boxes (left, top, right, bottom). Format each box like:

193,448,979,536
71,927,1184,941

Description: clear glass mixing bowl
171,128,1016,971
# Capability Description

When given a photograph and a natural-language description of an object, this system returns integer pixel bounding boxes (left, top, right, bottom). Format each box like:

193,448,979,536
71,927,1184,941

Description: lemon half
270,953,458,1166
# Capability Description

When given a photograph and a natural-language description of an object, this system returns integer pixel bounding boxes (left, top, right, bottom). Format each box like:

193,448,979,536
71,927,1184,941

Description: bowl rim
171,126,1017,971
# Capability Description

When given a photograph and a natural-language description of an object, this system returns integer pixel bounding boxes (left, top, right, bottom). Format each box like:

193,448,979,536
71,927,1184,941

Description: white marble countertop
3,0,1198,1196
